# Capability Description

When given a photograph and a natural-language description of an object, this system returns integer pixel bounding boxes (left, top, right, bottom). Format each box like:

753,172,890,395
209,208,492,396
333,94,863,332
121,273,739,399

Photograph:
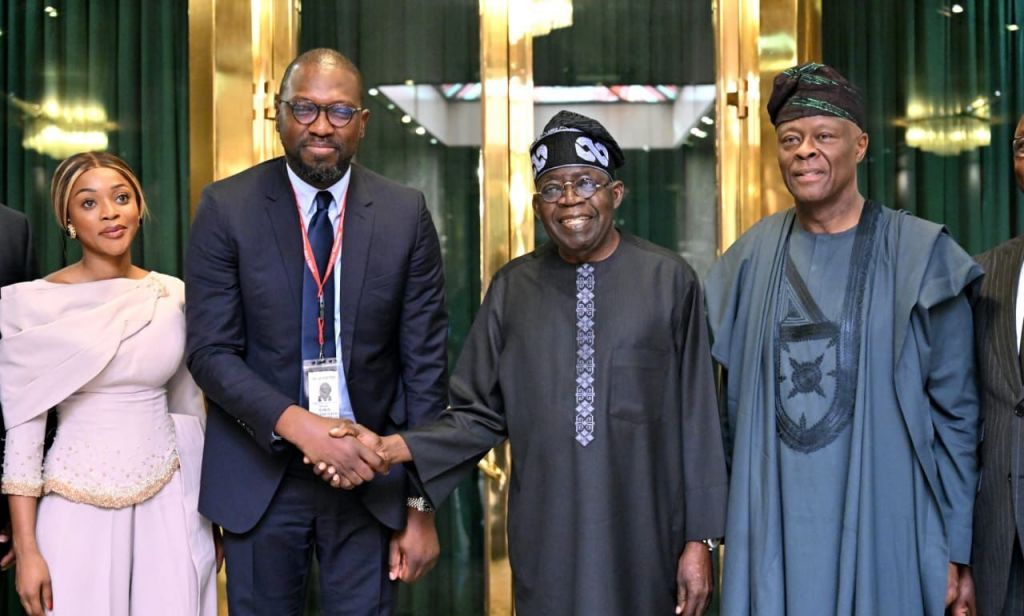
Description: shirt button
1016,401,1024,417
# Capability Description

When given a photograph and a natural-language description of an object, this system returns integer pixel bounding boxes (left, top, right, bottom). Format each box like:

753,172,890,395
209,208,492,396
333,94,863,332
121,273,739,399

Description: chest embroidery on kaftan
774,201,880,453
575,264,596,446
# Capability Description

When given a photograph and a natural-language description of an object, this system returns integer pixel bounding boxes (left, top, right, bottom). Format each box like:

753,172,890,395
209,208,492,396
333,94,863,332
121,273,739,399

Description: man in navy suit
185,49,448,615
0,203,36,610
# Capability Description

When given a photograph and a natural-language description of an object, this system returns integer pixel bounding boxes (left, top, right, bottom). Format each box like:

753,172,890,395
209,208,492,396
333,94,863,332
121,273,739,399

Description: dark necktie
301,191,336,369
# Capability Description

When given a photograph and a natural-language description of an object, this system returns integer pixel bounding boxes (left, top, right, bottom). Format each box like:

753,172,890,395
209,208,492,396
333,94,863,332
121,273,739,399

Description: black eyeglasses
1013,137,1024,159
536,177,611,203
278,98,365,128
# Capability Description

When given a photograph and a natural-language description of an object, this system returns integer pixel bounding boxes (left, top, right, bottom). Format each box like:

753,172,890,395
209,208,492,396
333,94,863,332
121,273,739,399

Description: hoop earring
65,222,77,240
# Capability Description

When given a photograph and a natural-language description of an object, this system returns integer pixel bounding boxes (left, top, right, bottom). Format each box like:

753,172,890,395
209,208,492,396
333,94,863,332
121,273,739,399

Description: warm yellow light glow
905,115,990,156
23,125,109,158
906,99,927,119
10,95,116,159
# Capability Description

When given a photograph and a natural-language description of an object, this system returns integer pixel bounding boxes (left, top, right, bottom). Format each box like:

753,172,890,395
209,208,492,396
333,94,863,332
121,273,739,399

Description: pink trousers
36,415,216,615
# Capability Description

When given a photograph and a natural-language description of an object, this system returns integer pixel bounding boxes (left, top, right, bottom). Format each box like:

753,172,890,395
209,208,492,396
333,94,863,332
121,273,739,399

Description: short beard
286,151,349,188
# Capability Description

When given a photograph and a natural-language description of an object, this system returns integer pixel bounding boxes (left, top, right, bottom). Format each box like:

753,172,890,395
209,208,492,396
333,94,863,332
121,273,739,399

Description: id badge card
303,358,341,419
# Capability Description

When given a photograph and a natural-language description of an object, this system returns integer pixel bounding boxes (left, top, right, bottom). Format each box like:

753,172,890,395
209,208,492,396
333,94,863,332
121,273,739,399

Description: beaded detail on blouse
0,273,197,509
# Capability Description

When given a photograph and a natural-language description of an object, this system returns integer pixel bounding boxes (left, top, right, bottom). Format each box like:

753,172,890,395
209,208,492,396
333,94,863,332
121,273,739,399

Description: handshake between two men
302,419,410,490
273,406,438,583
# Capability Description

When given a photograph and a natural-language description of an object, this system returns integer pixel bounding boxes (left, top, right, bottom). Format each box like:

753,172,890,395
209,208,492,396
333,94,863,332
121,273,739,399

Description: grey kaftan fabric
402,232,728,616
778,224,857,614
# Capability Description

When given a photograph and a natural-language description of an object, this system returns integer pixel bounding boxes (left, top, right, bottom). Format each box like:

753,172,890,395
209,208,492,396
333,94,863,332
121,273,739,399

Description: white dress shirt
285,164,355,421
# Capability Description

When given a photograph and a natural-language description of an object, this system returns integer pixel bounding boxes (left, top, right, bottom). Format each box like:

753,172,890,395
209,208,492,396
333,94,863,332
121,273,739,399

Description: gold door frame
715,0,821,251
478,1,536,614
188,0,297,216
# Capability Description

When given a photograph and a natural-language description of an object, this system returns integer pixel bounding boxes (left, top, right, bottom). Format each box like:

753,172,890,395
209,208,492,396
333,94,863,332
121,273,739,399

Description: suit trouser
1004,534,1024,616
223,456,395,616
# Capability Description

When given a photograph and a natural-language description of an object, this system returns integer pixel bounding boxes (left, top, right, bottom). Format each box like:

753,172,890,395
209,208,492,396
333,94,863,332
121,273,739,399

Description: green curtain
0,0,191,278
0,1,190,613
532,0,713,86
823,0,1024,254
614,137,718,278
299,0,480,84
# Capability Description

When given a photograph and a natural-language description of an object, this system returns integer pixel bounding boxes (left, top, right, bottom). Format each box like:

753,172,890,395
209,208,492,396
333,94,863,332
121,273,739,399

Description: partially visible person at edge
325,110,729,616
185,48,448,615
0,152,218,616
0,202,38,613
704,63,980,615
970,112,1024,616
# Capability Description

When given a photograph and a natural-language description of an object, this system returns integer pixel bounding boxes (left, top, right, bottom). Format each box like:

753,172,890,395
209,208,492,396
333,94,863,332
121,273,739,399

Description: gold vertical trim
188,0,215,218
507,5,535,261
252,0,297,162
188,0,297,219
479,0,535,614
715,0,761,251
479,1,514,613
481,0,512,287
715,0,821,253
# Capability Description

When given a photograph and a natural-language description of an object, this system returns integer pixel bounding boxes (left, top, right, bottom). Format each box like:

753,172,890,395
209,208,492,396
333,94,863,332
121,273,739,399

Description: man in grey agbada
705,63,979,615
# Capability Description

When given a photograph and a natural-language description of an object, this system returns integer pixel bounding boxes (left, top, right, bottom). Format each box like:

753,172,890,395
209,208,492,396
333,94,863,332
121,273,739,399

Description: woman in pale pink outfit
0,152,218,616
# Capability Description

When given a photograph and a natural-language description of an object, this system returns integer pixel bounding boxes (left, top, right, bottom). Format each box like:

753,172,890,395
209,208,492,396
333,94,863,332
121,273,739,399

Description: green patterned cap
767,63,865,130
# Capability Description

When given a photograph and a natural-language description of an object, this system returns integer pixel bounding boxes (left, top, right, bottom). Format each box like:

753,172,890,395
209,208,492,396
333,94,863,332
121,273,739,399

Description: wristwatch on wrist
701,537,722,552
406,496,435,513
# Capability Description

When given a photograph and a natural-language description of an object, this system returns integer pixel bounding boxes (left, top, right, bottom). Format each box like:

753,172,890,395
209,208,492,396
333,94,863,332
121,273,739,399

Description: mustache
301,137,341,149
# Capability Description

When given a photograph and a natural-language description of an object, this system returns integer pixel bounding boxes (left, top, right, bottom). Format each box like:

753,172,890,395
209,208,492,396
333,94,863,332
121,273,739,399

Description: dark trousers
223,459,395,616
1004,535,1024,616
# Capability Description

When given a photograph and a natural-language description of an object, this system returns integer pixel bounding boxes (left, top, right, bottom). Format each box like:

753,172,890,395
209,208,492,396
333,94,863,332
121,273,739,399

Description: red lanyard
294,189,348,358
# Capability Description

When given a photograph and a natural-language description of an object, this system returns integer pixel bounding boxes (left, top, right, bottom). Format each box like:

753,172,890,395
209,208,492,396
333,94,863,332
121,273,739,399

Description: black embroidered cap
767,63,866,131
529,110,625,180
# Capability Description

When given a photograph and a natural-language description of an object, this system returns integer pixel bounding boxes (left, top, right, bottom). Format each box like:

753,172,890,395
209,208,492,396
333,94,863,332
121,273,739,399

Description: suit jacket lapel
996,237,1024,392
339,165,375,374
263,160,304,312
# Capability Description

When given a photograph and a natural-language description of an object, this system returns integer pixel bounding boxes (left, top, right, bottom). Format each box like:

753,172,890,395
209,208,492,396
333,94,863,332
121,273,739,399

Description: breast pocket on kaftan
609,347,670,423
